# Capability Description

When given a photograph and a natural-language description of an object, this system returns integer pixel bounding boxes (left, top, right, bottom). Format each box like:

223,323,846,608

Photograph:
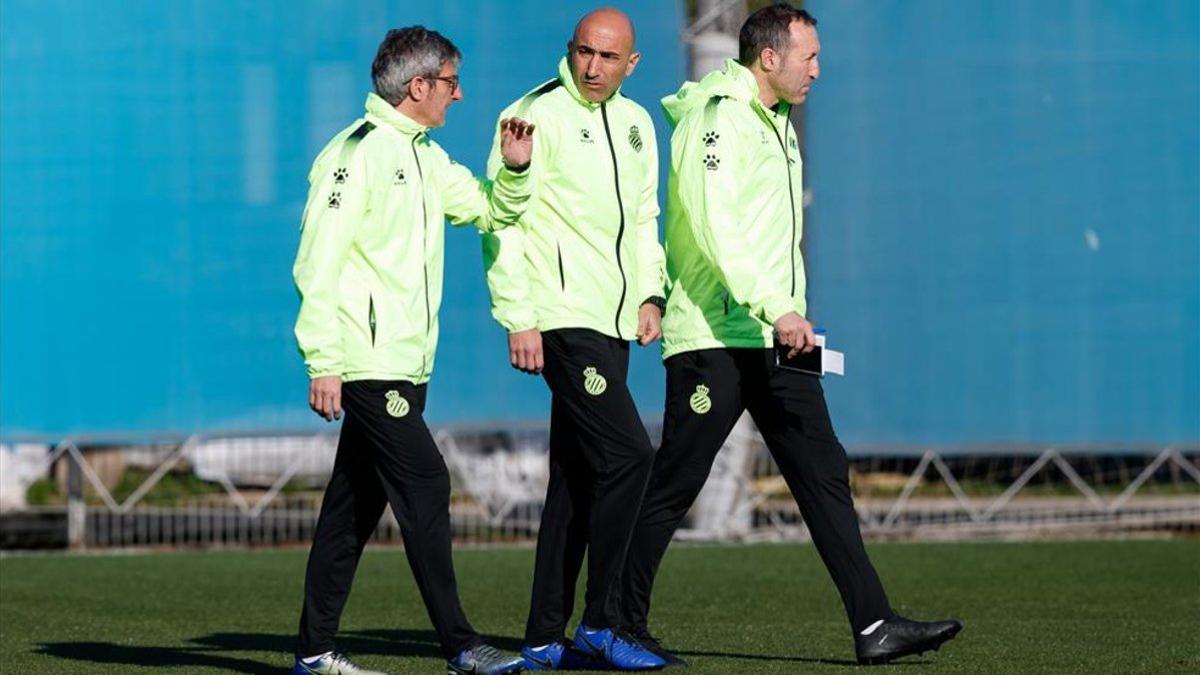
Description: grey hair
371,26,462,105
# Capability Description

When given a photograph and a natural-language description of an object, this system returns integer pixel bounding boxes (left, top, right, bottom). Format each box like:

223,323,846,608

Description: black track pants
296,380,480,659
620,348,892,635
524,328,656,646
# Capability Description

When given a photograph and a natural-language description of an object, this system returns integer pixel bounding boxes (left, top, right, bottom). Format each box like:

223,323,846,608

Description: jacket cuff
498,309,538,333
759,295,796,326
306,364,342,379
641,295,666,315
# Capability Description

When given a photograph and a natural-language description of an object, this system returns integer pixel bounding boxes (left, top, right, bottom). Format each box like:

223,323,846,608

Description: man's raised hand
499,117,535,170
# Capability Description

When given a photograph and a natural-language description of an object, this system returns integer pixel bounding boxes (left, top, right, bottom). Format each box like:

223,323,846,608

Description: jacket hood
660,58,760,128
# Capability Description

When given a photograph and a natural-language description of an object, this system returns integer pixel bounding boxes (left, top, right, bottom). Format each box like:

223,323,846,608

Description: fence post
67,454,86,549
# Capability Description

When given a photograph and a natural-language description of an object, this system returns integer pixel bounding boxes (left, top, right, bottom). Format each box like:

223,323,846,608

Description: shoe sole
446,662,524,675
857,624,963,666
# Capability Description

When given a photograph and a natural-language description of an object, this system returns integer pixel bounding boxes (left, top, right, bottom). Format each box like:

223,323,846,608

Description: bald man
480,8,668,671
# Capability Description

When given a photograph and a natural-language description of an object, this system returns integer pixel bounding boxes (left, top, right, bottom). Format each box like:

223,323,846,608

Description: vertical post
686,0,756,540
66,452,86,549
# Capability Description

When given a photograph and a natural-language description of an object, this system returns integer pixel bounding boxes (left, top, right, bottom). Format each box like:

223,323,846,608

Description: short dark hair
738,4,817,66
371,26,462,105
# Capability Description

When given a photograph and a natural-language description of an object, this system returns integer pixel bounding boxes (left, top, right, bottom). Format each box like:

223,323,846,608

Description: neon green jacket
659,59,807,359
293,93,530,383
481,58,665,340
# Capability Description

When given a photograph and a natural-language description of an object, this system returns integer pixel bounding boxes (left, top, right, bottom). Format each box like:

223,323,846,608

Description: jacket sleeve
676,103,795,325
480,111,549,333
292,138,370,378
437,140,531,232
635,118,666,304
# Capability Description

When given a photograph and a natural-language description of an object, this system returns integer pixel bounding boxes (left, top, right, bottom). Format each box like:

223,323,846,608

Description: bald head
567,7,641,102
573,7,636,51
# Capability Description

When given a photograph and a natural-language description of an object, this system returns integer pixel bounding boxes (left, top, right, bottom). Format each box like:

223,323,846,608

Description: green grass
2,541,1198,673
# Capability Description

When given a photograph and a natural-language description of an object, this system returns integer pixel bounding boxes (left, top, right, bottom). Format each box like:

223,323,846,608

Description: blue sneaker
293,651,387,674
521,642,565,670
447,643,525,675
572,625,665,671
521,640,610,670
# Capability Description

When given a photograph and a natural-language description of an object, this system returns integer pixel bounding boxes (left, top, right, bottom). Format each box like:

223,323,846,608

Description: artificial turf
1,540,1197,673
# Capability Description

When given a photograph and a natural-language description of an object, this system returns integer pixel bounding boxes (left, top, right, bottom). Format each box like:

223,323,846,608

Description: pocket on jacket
368,293,377,346
557,242,566,291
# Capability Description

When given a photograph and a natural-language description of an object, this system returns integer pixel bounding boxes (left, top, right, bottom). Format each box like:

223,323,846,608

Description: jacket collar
557,56,621,110
364,92,428,136
722,59,790,121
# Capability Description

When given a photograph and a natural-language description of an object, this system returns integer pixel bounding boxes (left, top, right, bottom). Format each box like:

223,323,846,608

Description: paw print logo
703,154,720,171
703,131,719,147
327,192,341,208
394,168,407,185
580,128,593,142
333,167,348,184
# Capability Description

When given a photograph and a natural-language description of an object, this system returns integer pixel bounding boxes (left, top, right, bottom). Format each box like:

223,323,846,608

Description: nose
810,57,820,81
452,85,463,102
586,54,601,78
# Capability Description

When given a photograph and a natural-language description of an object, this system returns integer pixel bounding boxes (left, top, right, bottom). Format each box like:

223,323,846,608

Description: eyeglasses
406,74,460,91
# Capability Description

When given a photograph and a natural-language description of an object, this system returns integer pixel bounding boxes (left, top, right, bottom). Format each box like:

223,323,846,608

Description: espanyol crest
628,125,643,152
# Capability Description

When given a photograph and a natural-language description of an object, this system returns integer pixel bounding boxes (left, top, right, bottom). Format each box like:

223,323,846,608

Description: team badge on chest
628,125,643,152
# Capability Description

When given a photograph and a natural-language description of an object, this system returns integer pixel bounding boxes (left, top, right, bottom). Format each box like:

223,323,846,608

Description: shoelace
329,653,359,670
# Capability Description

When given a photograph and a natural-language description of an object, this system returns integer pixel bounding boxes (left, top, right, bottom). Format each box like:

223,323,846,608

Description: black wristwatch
641,295,666,315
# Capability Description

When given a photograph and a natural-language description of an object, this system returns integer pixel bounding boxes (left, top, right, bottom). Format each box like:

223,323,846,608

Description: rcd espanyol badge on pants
385,390,410,418
583,367,607,396
690,384,712,414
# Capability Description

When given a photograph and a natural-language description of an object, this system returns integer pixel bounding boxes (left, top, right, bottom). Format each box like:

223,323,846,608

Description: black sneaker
623,627,688,669
854,615,963,665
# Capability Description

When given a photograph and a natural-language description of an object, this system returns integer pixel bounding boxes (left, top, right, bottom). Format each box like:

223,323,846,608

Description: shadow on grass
35,642,286,674
677,648,930,667
35,631,885,671
35,628,525,672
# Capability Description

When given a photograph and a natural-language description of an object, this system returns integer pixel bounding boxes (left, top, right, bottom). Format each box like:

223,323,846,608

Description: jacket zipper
557,243,565,291
600,102,627,340
768,115,798,297
412,134,431,378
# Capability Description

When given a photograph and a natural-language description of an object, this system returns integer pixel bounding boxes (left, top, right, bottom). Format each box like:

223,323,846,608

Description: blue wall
2,0,1197,444
0,0,683,437
805,0,1199,444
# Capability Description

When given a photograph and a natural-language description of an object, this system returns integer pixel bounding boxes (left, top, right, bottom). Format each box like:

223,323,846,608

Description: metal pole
66,454,86,549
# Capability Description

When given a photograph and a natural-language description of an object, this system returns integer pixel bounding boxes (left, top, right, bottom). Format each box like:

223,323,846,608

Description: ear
625,51,641,77
407,77,428,103
759,47,778,73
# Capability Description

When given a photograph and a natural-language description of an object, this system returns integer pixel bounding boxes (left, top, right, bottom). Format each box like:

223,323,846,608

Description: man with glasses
292,26,534,675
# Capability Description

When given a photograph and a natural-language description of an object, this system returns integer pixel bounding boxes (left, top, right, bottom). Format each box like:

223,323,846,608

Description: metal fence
1,423,1197,549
